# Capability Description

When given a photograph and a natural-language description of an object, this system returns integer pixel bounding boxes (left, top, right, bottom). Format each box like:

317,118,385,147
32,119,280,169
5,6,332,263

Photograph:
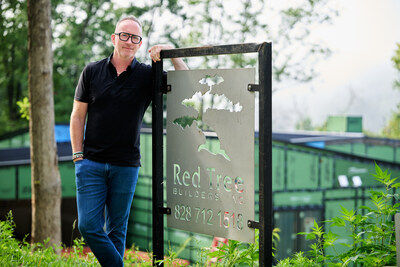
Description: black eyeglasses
114,32,142,44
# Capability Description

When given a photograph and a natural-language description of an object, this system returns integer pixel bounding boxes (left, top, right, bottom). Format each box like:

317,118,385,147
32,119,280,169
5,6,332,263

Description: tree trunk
27,0,62,248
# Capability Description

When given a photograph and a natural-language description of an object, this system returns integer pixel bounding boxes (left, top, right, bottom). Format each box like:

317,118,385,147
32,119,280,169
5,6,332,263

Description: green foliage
295,116,328,131
52,0,120,123
276,251,321,267
295,117,314,131
173,115,198,128
123,244,152,266
273,0,336,84
277,163,399,267
0,0,338,135
382,104,400,139
205,231,260,266
2,211,272,266
196,228,280,267
382,43,400,139
0,211,99,266
156,237,192,266
0,0,29,135
392,43,400,90
16,97,30,121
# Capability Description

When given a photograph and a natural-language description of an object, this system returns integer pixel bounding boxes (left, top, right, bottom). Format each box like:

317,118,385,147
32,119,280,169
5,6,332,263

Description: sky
273,0,400,133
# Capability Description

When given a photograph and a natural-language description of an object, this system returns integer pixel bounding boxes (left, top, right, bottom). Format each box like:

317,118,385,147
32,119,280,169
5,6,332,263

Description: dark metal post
152,59,164,266
258,42,273,266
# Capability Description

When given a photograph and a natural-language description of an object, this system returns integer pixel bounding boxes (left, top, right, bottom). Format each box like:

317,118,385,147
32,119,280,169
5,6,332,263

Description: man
70,16,187,266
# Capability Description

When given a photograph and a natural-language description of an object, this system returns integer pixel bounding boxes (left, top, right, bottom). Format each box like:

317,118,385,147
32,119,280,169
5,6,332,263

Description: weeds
0,211,98,266
277,163,399,267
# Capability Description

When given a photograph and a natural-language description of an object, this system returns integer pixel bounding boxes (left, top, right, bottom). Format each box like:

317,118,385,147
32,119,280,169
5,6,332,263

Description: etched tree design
173,75,242,161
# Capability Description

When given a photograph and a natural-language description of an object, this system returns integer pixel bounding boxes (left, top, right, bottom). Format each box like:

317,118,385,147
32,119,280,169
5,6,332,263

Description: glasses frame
114,32,142,44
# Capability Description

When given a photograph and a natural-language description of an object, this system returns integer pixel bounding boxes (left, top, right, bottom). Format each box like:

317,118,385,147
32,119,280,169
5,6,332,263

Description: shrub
277,163,399,267
0,211,98,266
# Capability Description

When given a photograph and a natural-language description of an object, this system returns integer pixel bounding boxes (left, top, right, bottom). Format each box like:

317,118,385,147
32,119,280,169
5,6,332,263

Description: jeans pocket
74,159,86,181
74,158,85,165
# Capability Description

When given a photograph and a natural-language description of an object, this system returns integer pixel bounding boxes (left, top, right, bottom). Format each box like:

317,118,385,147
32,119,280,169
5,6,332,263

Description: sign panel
166,68,255,243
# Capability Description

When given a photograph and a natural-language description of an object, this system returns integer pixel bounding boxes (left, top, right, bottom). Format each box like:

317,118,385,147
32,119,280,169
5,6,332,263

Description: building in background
0,122,399,262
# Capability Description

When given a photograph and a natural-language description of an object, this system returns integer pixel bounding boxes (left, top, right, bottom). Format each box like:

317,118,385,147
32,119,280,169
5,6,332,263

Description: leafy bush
277,163,399,267
0,211,185,266
197,227,280,267
204,231,260,266
0,211,98,266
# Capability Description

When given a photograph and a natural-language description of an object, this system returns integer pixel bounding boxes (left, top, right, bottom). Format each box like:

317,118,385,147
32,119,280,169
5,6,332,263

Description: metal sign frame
152,43,272,266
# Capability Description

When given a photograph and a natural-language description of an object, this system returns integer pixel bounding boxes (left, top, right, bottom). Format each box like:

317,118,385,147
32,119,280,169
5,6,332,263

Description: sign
166,68,255,243
395,213,400,265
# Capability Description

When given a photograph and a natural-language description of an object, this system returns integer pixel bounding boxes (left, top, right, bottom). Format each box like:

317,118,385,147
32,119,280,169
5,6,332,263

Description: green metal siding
0,167,16,199
366,144,396,162
286,150,319,190
326,142,400,164
60,163,76,198
274,192,323,207
18,166,31,199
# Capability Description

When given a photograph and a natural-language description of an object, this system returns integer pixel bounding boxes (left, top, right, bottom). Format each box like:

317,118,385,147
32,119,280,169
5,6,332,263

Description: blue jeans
75,159,139,267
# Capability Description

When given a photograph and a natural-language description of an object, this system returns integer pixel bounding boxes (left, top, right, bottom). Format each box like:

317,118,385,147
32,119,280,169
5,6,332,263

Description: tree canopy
0,0,338,136
382,43,400,139
0,0,28,134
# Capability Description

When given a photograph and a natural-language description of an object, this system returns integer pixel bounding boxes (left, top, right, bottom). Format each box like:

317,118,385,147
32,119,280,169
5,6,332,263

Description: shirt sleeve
74,64,91,103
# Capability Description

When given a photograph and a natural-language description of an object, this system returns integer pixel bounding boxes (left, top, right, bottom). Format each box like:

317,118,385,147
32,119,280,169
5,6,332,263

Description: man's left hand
148,44,174,63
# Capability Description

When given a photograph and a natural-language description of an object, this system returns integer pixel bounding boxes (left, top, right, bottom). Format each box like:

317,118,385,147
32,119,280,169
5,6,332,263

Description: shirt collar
129,57,138,70
108,53,138,71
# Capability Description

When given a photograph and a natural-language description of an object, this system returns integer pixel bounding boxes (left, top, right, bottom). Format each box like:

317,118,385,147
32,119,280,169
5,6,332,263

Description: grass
0,211,192,266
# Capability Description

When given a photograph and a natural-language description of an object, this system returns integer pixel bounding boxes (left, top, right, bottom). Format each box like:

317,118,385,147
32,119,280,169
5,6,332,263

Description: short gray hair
116,16,142,29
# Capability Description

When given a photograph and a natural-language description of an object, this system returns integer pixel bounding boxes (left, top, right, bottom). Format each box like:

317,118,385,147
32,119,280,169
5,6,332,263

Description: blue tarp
55,125,70,143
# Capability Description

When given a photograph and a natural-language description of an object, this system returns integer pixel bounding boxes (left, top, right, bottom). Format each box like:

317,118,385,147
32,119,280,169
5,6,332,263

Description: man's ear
111,33,116,46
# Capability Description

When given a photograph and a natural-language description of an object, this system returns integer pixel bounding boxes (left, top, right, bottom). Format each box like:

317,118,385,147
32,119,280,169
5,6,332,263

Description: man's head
115,16,142,30
112,16,142,61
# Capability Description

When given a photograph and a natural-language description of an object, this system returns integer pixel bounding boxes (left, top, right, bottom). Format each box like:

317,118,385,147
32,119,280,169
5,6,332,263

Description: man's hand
148,44,173,63
148,44,188,70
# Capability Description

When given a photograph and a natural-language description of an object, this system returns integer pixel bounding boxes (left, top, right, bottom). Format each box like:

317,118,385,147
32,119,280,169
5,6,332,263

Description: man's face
112,20,142,60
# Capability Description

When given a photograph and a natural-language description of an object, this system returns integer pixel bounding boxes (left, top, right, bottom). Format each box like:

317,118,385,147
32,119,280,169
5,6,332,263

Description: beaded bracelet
72,152,84,161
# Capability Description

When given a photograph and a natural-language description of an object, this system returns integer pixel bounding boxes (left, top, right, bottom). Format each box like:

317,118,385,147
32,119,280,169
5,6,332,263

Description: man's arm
70,100,88,161
148,44,189,70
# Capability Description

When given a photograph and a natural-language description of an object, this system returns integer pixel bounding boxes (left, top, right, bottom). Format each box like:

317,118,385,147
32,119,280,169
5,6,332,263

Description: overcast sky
273,0,400,133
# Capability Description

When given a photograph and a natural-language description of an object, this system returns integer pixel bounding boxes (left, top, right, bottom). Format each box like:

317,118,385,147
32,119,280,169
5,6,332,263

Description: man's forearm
171,58,189,70
70,100,88,154
70,115,85,153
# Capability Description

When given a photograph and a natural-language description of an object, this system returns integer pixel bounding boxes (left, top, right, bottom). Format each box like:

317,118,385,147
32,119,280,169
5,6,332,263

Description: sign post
152,55,165,265
152,43,272,266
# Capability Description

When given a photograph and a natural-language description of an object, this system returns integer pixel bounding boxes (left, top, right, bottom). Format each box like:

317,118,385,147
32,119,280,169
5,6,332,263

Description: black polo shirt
74,55,153,166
